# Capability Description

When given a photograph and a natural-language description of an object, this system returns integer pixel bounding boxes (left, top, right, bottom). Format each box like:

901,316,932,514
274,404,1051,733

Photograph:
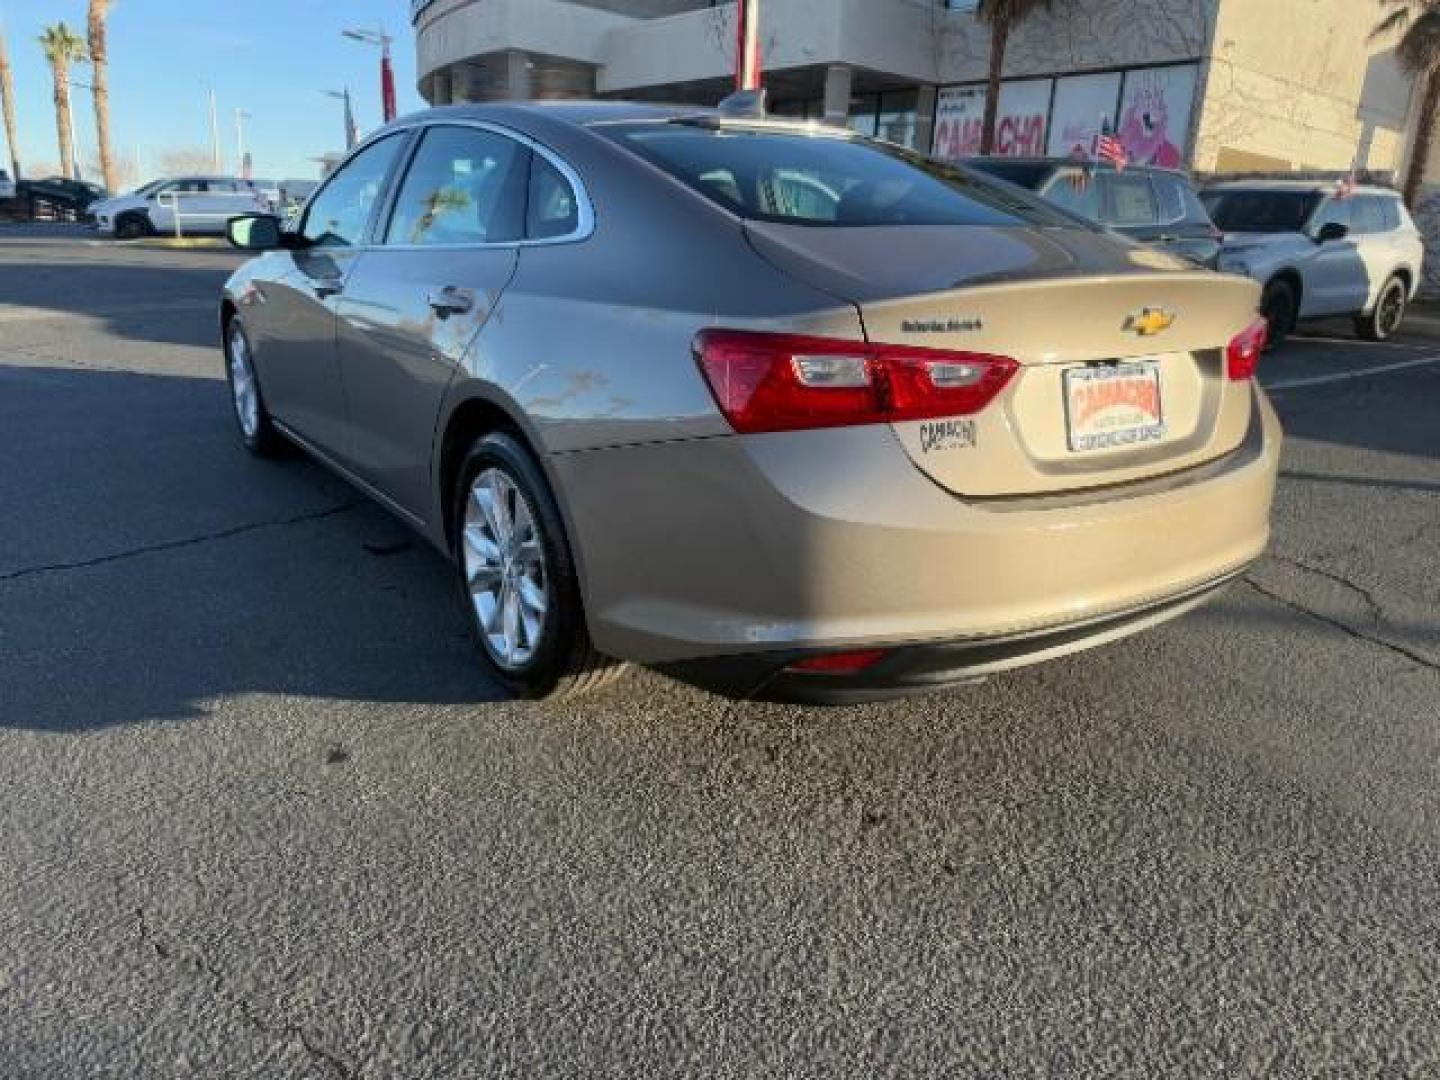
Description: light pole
234,108,251,178
342,27,396,123
207,86,221,173
65,73,92,180
324,89,357,151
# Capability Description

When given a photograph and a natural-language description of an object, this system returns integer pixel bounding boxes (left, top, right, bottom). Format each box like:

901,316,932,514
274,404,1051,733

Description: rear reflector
787,649,889,674
1226,317,1267,381
695,330,1019,434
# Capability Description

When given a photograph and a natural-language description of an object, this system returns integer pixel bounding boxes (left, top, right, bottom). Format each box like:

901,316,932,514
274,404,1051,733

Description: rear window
1200,189,1321,233
602,124,1081,229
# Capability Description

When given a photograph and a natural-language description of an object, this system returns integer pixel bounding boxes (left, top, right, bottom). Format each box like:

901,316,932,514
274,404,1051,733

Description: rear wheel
1356,275,1408,341
452,432,623,700
1260,278,1297,351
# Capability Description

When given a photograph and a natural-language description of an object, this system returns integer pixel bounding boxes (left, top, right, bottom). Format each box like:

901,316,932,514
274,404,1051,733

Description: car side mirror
1316,221,1349,243
227,213,284,251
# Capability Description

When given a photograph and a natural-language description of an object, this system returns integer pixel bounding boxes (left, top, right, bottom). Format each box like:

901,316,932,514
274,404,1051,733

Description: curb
123,237,230,251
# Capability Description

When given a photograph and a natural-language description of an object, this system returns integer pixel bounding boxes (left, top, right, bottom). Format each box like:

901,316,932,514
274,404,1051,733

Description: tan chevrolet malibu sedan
219,100,1280,703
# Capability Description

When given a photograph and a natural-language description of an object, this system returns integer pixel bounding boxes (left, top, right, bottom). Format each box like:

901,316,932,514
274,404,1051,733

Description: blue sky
2,0,425,186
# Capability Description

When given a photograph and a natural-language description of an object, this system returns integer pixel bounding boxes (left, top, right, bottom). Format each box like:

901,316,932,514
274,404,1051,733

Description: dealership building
413,0,1422,178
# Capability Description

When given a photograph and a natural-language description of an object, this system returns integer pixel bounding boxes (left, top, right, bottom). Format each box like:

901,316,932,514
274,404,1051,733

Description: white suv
1201,181,1424,345
91,176,267,239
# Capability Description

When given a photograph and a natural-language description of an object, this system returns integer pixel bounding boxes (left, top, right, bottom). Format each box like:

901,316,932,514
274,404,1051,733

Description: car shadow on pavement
0,255,240,350
0,362,505,731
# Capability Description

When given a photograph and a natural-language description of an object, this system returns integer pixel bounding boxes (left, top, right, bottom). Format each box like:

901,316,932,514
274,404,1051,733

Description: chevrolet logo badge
1124,308,1176,336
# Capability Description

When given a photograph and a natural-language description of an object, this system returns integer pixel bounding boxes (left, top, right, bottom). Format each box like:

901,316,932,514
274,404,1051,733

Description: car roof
1204,179,1398,197
963,155,1192,178
374,100,839,135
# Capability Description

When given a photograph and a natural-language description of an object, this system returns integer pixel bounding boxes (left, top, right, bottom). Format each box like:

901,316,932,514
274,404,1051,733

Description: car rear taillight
1226,318,1267,381
787,649,889,674
695,330,1019,434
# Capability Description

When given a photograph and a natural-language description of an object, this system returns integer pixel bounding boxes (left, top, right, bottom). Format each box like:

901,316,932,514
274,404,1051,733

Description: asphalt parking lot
1,224,1437,1078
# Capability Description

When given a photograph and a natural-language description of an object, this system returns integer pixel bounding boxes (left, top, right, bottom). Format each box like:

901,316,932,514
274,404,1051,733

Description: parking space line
1265,355,1440,392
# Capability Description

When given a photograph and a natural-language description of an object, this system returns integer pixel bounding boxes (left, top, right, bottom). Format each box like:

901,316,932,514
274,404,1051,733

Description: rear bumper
661,568,1241,702
552,386,1280,672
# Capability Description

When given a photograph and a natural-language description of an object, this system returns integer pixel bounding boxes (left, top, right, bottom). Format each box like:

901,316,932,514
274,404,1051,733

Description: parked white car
0,168,15,201
1200,181,1424,345
91,176,267,239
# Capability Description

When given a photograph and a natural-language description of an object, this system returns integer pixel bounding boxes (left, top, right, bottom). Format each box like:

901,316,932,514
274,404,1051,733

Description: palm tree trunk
0,32,20,180
88,0,116,191
980,12,1011,155
1404,67,1440,208
52,58,75,180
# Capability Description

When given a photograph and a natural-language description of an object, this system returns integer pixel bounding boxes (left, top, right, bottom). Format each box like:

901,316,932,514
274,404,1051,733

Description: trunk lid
746,222,1262,498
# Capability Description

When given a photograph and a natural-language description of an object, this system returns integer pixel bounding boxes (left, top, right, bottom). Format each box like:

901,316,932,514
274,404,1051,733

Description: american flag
1096,122,1128,171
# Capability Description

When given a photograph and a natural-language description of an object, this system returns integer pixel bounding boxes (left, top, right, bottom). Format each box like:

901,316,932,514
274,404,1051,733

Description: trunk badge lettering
1123,308,1176,336
902,317,983,334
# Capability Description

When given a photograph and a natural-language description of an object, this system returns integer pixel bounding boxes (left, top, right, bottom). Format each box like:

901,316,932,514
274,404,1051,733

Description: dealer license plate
1063,362,1166,453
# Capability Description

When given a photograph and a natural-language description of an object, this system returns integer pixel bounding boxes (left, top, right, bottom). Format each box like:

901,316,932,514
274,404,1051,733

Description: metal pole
67,73,82,180
380,27,397,123
234,108,245,173
208,87,221,173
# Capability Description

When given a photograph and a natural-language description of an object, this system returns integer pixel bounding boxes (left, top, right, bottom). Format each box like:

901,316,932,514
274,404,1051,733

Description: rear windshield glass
1199,190,1321,233
602,124,1084,229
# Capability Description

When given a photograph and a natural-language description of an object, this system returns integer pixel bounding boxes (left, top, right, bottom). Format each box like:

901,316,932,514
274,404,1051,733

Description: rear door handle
427,286,474,317
313,280,344,299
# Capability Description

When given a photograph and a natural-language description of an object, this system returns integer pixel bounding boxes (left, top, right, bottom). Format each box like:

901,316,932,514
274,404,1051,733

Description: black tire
1260,279,1297,351
114,211,152,240
1356,275,1408,342
451,432,624,700
222,318,283,457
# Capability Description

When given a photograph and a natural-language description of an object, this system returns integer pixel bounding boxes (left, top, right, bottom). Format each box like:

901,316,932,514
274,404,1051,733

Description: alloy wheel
462,468,549,670
1379,282,1405,337
228,325,261,439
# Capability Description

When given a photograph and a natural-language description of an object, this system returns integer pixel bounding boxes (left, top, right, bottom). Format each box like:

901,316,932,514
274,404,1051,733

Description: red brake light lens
787,649,890,674
695,330,1019,434
1226,317,1267,381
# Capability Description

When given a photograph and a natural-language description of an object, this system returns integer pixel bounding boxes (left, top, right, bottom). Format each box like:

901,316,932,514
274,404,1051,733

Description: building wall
1191,0,1414,175
935,0,1215,83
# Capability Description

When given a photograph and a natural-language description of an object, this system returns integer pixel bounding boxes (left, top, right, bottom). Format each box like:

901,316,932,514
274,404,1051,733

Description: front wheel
452,432,624,699
223,319,283,456
114,211,152,240
1356,275,1408,341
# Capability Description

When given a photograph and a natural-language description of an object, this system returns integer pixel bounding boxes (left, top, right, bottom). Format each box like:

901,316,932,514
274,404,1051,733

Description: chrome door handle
427,286,474,317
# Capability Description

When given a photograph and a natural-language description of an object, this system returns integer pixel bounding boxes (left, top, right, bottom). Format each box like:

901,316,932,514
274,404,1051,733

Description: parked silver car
221,102,1279,702
1201,181,1424,346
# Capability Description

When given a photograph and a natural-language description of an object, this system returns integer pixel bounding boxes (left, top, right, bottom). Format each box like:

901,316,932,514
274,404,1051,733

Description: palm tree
976,0,1054,155
87,1,117,191
38,22,87,181
1374,0,1440,206
0,28,20,180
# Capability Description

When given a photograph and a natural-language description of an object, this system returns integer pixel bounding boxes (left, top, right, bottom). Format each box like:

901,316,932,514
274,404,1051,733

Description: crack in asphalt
0,501,364,585
1244,576,1440,675
1266,554,1386,623
130,891,357,1079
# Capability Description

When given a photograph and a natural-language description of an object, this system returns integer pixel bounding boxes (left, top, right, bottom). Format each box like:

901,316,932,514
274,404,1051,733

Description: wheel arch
1267,267,1303,307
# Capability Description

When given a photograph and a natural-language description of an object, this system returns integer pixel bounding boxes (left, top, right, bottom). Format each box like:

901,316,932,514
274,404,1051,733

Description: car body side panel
336,247,519,521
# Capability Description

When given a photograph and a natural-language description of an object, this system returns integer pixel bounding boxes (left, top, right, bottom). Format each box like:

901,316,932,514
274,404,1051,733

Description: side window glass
301,134,404,248
1039,168,1101,222
1352,196,1387,235
527,154,582,239
385,126,528,246
1106,174,1159,227
1152,174,1189,224
1380,198,1402,231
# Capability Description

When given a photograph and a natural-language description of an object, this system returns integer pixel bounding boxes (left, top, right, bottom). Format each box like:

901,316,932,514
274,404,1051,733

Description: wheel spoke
463,523,501,565
501,583,520,660
517,576,545,616
488,472,513,543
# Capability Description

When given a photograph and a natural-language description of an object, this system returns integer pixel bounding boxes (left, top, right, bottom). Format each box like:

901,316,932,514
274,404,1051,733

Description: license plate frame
1062,361,1166,453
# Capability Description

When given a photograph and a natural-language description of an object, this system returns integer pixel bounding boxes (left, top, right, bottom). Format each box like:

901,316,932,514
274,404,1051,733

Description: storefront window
877,89,919,149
